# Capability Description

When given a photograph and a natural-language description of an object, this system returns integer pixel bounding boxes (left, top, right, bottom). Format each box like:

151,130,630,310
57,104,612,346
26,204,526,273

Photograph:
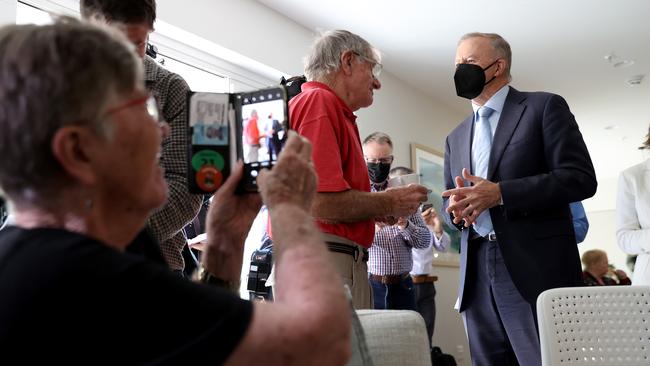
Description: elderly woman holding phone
0,19,349,365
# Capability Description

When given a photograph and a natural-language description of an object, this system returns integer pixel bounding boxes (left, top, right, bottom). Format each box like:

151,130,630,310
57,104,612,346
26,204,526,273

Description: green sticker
191,150,225,171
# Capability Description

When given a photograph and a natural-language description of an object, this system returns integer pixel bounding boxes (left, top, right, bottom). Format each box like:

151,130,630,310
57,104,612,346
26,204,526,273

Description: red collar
301,81,357,122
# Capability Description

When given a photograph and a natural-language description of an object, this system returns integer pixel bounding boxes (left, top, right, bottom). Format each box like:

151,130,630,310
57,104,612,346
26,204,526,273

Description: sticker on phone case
191,150,225,172
189,93,229,146
196,166,223,192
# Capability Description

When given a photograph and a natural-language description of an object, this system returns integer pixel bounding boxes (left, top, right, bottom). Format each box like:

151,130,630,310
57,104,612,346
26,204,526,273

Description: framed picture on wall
410,143,461,267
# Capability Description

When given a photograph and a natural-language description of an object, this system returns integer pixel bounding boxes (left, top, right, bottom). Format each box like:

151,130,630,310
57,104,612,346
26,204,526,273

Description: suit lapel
488,88,527,180
459,116,474,176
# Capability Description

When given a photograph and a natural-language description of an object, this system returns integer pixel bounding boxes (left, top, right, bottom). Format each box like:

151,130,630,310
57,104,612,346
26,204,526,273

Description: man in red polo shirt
290,30,429,309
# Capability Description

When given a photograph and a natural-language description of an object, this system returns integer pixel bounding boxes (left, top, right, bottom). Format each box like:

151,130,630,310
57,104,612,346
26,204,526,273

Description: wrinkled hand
376,216,398,226
442,168,501,227
203,161,263,276
385,184,429,218
257,131,317,212
421,207,443,235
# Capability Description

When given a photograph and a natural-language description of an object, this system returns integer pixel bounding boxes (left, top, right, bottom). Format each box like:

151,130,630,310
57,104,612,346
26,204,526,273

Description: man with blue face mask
442,32,597,365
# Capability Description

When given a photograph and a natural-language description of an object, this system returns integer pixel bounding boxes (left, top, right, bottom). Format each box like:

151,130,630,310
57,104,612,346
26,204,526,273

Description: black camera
186,86,289,194
247,241,273,301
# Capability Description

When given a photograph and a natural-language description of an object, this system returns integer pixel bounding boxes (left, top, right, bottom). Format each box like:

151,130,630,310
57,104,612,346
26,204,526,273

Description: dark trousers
370,275,416,310
414,281,436,348
462,238,541,366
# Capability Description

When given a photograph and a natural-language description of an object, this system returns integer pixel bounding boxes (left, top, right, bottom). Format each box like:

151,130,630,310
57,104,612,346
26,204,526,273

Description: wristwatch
198,266,240,292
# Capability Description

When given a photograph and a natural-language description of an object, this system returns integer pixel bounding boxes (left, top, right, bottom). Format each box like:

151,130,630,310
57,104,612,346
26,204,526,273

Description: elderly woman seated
581,249,631,286
0,19,350,365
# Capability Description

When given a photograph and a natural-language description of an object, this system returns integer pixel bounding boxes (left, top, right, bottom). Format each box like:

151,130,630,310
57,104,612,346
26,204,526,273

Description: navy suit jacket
443,87,597,311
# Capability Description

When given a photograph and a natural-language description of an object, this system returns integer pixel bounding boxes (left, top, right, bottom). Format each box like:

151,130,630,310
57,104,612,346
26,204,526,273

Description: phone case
186,86,289,194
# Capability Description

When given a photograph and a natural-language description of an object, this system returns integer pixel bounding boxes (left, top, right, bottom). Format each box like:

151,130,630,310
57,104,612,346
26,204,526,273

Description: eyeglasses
365,155,393,164
104,94,162,123
353,51,383,79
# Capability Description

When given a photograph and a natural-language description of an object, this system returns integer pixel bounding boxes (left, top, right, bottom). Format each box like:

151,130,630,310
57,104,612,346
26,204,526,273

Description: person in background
362,133,431,311
616,125,650,285
388,166,451,349
570,201,589,243
244,109,262,162
581,250,631,286
266,113,284,159
290,30,428,308
0,19,350,364
80,0,202,274
442,32,597,365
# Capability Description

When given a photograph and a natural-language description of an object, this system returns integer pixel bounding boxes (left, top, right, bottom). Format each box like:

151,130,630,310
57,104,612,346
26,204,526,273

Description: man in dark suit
442,32,597,365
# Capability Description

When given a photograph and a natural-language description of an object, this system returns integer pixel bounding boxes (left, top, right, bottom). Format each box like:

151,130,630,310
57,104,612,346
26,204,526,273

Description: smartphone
186,86,289,194
421,203,434,211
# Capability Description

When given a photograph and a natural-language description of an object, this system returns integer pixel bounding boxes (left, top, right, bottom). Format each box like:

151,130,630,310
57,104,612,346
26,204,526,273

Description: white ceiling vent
605,53,635,68
626,74,645,86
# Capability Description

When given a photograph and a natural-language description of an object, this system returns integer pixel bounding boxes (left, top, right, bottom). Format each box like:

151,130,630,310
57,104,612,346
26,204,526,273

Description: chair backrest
537,286,650,366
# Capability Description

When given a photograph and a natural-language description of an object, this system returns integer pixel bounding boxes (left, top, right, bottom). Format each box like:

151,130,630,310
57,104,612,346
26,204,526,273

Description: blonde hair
581,249,607,269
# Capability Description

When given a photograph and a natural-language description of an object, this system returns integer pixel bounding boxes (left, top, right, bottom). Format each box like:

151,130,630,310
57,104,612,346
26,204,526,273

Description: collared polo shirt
289,81,374,247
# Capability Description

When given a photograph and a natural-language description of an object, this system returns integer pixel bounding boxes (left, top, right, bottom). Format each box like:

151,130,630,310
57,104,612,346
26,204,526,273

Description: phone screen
235,87,289,192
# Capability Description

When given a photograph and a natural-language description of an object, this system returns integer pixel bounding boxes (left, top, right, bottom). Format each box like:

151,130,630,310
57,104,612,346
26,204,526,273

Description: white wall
0,0,16,26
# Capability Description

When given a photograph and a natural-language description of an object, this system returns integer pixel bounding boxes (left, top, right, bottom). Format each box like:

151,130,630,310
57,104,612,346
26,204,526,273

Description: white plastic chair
537,286,650,365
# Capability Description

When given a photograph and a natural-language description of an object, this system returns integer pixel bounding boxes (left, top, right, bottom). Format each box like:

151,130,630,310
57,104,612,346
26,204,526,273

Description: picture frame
410,143,461,267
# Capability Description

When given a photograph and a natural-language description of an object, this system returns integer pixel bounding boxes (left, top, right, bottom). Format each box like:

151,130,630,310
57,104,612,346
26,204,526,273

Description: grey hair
363,132,393,148
459,32,512,76
304,30,380,82
0,17,142,203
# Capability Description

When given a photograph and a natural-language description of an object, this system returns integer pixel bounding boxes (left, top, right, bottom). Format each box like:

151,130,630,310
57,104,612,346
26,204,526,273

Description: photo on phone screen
239,93,287,164
235,87,289,192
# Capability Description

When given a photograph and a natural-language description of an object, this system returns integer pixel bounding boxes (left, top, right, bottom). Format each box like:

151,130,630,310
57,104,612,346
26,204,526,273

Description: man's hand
203,161,263,279
384,184,429,218
376,216,398,226
257,131,317,212
442,168,501,227
422,206,443,236
447,175,467,226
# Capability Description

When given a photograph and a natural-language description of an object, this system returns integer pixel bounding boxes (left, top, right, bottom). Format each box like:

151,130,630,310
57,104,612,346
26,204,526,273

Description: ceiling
258,0,650,181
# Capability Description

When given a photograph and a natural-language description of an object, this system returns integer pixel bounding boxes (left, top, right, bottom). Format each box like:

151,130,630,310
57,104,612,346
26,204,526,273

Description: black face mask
367,162,391,184
453,60,499,100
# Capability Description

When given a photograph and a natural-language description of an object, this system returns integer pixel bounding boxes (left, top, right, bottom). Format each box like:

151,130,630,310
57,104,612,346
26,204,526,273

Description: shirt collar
370,180,388,192
302,81,357,123
471,85,510,116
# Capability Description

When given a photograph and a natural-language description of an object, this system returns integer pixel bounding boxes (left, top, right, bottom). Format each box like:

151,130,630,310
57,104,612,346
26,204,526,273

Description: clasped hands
441,168,502,228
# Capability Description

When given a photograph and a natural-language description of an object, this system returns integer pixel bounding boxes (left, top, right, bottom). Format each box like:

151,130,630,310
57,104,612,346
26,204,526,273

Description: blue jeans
370,275,416,310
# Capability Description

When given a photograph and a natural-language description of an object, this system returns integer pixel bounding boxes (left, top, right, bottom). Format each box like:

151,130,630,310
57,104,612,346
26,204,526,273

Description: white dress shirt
410,229,451,276
616,158,650,285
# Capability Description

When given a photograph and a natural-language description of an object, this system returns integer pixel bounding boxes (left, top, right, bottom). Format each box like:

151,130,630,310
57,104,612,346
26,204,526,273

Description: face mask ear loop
483,59,500,86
